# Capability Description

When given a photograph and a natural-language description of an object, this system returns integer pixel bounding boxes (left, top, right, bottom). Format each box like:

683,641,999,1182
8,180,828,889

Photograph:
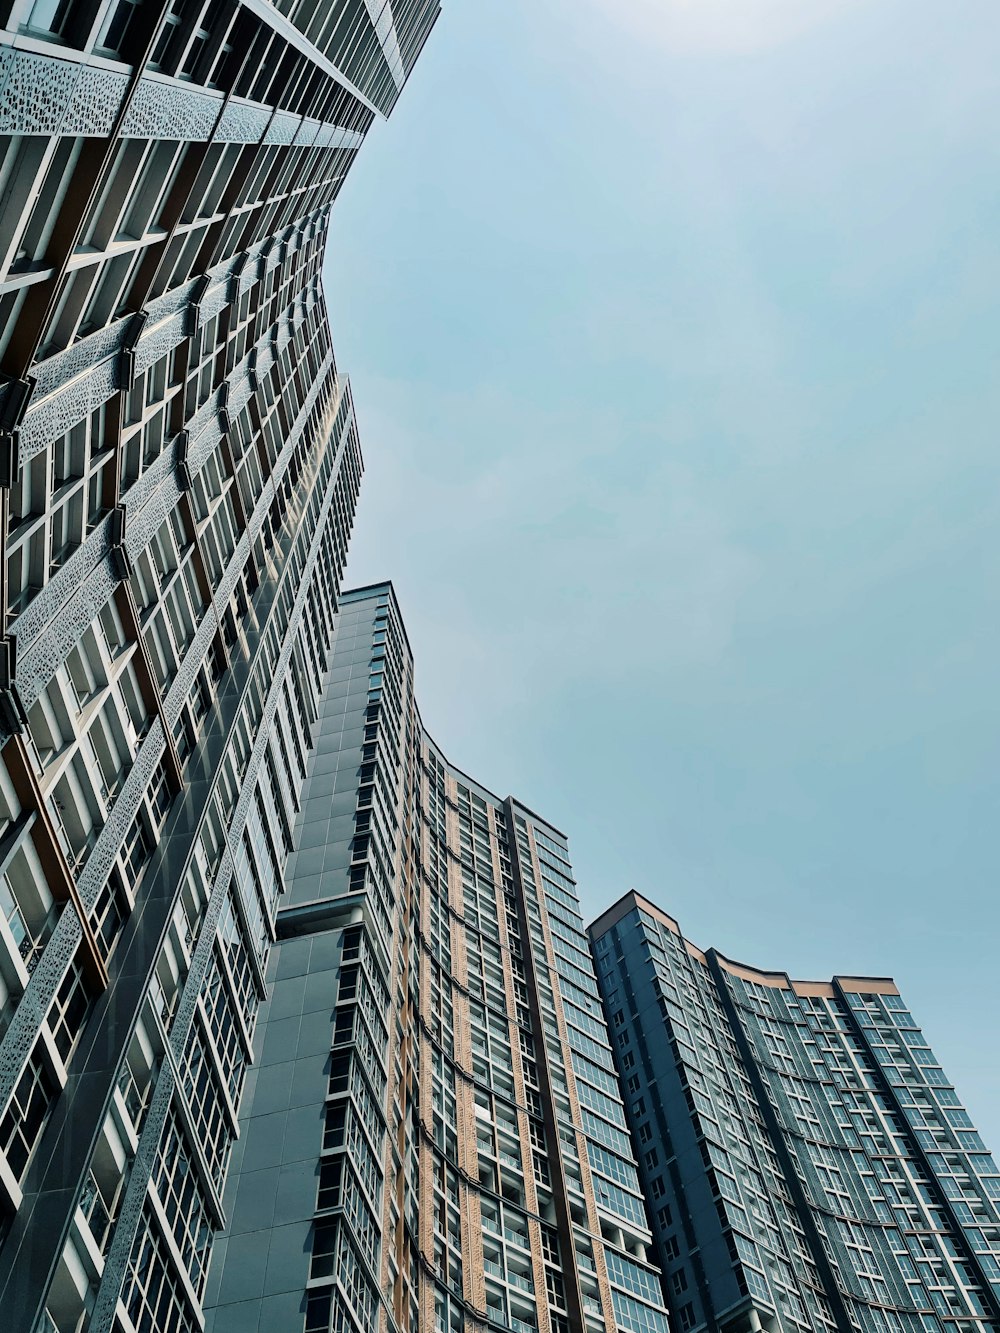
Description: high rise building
589,893,1000,1333
0,3,439,1330
4,7,993,1333
202,584,672,1333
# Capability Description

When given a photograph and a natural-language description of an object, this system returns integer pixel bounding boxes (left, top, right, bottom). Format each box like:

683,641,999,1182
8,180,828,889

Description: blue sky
325,1,1000,1147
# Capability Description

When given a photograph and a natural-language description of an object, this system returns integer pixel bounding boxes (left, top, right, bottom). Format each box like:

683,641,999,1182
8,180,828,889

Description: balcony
11,901,61,976
116,1060,152,1132
78,1170,113,1254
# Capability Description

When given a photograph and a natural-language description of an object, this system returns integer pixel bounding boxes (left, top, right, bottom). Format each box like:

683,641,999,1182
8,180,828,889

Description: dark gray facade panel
589,894,1000,1333
205,584,673,1333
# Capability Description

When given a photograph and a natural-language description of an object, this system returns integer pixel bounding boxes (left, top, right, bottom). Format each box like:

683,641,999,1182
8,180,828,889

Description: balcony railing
14,902,61,975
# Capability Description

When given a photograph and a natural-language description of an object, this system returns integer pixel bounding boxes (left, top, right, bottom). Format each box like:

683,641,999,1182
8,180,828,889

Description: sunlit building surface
203,584,672,1333
589,893,1000,1333
0,2,438,1329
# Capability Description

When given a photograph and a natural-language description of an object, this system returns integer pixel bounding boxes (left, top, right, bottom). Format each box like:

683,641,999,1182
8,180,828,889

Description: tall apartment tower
202,584,672,1333
589,893,1000,1333
0,3,439,1331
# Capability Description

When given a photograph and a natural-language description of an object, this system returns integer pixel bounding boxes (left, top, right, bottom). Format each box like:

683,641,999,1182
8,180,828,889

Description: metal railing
16,902,60,975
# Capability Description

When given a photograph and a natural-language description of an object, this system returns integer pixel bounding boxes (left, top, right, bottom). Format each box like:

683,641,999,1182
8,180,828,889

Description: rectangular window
0,1044,56,1180
323,1104,346,1151
317,1158,342,1212
122,812,152,885
90,868,128,955
48,954,92,1063
148,759,174,825
305,1291,332,1333
310,1221,337,1278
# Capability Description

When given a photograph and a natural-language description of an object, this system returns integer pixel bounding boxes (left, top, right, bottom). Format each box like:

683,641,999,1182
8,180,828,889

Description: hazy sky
325,1,1000,1147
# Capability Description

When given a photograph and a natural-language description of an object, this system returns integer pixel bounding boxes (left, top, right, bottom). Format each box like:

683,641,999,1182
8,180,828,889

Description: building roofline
587,890,898,998
340,580,416,659
338,582,567,840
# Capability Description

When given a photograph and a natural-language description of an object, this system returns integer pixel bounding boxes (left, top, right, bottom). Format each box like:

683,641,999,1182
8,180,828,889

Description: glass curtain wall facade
0,2,439,1331
589,893,1000,1333
203,584,672,1333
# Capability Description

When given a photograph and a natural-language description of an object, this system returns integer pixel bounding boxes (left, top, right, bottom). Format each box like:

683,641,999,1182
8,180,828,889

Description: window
48,954,91,1063
153,1113,212,1291
332,1006,354,1046
678,1303,696,1331
305,1291,332,1333
91,869,128,955
95,0,145,57
0,1044,56,1180
328,1054,350,1096
317,1158,342,1212
149,759,174,826
310,1221,337,1278
21,0,73,37
122,812,152,885
323,1103,346,1151
671,1269,689,1296
125,1208,196,1333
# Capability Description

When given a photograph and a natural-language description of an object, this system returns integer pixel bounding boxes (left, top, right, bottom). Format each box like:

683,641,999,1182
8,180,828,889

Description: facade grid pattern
588,893,1000,1333
0,0,439,1329
2,5,994,1333
203,584,672,1333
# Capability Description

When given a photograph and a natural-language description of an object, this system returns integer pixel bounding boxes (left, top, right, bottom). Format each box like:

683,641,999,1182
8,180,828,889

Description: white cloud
586,0,863,54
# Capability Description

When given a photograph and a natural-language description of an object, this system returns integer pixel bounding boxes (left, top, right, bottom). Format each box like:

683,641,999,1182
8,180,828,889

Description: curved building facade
589,894,1000,1333
0,2,439,1330
204,584,672,1333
